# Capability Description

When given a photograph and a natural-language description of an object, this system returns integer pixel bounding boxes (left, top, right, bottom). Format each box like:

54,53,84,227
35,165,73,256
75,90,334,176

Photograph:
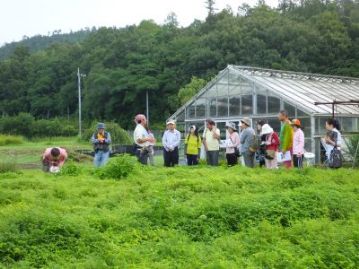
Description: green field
0,139,358,268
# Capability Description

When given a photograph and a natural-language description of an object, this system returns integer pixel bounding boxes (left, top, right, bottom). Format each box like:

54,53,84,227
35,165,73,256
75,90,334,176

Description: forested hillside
0,1,358,128
0,29,93,60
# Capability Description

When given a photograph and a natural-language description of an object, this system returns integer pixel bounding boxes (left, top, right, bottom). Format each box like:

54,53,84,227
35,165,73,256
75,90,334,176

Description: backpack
249,133,259,153
329,147,343,168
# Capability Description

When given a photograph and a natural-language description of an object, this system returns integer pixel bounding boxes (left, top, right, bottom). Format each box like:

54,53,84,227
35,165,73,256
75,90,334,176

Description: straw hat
240,117,251,127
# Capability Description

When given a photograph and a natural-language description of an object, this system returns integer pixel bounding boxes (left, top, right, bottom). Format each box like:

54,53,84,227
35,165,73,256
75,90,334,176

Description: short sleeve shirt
203,128,220,151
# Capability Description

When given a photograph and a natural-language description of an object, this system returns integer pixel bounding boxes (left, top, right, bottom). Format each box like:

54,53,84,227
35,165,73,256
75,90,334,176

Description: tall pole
146,90,149,125
77,67,82,138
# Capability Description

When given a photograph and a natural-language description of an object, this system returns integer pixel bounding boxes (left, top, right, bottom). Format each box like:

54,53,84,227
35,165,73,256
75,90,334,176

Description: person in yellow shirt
184,125,202,166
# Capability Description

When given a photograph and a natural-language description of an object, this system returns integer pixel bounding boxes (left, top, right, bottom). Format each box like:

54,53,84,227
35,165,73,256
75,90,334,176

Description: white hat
261,124,274,135
166,119,176,125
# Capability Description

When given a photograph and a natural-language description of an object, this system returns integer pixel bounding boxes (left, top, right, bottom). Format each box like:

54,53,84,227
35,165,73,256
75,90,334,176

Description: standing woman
225,122,240,166
261,124,280,169
185,125,202,166
291,119,305,168
321,118,342,167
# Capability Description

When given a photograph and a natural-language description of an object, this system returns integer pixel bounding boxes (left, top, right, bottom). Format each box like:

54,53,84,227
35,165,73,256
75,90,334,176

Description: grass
0,136,91,168
0,134,24,146
0,163,358,268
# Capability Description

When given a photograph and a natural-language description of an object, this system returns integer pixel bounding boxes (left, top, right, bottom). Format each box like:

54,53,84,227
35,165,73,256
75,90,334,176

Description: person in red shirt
261,124,280,169
42,147,68,172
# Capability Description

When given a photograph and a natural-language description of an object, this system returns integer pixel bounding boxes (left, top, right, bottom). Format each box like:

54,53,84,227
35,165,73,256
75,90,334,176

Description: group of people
41,111,343,173
133,110,342,169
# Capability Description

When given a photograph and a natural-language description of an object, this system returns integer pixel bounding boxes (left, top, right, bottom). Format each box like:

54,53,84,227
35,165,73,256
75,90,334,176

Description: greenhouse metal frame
170,65,359,162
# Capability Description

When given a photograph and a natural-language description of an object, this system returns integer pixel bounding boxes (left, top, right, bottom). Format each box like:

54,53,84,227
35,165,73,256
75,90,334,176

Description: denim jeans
242,151,255,168
206,150,219,166
94,150,110,167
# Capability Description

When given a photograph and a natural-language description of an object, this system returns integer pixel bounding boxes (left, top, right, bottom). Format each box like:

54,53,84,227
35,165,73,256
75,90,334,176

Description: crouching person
91,123,111,167
42,147,68,173
162,120,181,167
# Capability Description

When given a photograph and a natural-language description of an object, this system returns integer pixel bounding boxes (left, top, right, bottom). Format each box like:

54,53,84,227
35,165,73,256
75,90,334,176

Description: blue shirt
162,129,181,151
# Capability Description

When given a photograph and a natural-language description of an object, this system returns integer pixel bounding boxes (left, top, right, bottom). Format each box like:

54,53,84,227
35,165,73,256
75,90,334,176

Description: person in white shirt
133,114,156,165
162,120,181,167
203,119,221,166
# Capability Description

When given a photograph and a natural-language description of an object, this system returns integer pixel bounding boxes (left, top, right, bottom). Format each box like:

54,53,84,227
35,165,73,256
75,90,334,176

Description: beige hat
166,119,176,125
240,117,251,127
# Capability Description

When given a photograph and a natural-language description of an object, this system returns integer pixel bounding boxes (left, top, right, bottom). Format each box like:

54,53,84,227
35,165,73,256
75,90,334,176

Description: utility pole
146,90,149,125
77,68,86,138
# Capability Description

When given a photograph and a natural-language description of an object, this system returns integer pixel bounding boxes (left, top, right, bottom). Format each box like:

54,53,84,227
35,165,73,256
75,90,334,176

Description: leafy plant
343,134,359,167
59,162,82,176
95,155,135,179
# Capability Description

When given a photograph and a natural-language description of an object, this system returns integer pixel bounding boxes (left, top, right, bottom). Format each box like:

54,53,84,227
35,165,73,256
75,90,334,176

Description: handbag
229,135,240,157
329,147,343,168
265,150,276,160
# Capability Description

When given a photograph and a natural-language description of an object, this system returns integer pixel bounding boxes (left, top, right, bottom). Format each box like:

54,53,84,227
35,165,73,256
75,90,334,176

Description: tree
178,77,207,105
205,0,217,16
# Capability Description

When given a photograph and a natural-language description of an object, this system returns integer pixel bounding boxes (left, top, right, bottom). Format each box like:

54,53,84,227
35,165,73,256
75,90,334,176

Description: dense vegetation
0,1,358,128
0,29,93,60
0,164,358,268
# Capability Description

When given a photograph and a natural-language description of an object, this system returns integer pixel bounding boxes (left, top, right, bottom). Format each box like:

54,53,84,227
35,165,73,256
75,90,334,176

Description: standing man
239,118,256,168
91,123,111,167
42,147,68,173
278,110,294,168
203,119,221,166
162,120,181,167
133,114,156,165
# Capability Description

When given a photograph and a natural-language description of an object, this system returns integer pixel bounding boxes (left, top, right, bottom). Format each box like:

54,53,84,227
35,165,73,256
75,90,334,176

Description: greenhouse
170,65,359,163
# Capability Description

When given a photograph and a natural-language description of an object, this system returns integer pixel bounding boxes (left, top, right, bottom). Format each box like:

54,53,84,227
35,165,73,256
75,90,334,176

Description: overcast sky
0,0,278,46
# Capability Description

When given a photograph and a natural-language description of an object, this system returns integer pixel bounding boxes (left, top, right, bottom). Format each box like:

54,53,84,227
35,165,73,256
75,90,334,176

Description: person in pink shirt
291,119,305,168
42,147,68,172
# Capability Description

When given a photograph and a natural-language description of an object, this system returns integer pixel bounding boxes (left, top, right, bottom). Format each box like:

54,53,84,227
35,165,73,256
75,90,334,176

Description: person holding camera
91,123,112,167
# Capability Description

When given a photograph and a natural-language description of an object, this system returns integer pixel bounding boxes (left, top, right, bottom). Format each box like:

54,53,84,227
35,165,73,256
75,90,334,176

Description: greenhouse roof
172,65,359,118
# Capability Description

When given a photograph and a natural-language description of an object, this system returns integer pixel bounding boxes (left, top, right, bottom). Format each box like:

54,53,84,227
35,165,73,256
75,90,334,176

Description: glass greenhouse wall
171,66,359,163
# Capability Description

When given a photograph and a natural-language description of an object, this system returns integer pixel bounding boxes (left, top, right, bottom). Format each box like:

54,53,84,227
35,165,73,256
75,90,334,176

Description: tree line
0,0,358,129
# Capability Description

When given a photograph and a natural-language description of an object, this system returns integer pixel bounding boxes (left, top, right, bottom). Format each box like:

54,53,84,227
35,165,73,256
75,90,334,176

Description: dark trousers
207,150,219,166
163,147,179,167
187,154,198,166
135,147,149,165
243,151,255,168
293,155,303,168
226,153,238,166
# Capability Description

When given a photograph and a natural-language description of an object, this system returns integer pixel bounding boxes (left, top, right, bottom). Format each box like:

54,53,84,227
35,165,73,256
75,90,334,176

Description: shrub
95,155,135,180
343,134,359,167
83,122,131,145
0,113,34,137
59,162,82,176
0,161,18,174
0,135,24,146
0,114,78,138
32,119,77,137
